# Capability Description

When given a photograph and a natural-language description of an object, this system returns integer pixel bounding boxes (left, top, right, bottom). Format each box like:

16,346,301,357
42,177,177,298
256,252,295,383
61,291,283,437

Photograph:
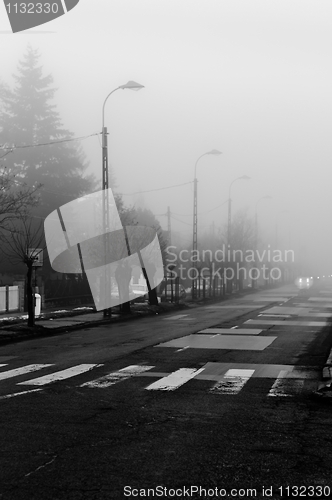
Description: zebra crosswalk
0,361,319,400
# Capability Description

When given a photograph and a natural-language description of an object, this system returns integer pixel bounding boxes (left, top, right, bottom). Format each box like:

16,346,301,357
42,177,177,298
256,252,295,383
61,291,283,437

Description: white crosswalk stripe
145,368,205,391
18,364,101,386
80,365,154,388
209,369,255,394
268,377,305,397
0,364,53,381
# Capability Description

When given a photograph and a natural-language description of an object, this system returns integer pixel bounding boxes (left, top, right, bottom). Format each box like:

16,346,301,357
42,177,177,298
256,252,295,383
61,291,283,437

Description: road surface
0,283,332,499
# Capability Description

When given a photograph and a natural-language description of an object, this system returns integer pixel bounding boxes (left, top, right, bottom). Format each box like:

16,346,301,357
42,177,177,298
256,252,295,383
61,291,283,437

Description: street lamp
101,81,144,316
192,149,222,298
227,175,250,246
102,81,144,192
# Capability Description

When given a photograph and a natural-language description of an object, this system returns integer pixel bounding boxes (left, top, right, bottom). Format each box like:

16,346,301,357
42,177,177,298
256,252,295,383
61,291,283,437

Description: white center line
0,389,43,400
163,314,189,321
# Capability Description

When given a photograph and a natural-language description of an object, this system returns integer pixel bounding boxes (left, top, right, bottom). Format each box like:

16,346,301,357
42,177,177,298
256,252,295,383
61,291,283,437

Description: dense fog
1,0,332,277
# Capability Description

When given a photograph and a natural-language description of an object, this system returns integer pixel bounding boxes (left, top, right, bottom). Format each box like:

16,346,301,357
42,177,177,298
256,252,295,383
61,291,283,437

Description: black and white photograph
0,1,332,498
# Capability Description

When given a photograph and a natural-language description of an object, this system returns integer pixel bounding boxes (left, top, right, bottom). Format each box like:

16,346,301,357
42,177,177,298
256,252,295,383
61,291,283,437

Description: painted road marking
245,319,328,327
139,363,319,381
156,334,276,350
198,328,263,335
260,312,331,318
176,346,189,352
293,302,332,308
197,363,319,380
298,312,332,317
259,314,291,318
0,363,318,399
0,389,43,400
18,364,101,386
145,367,205,391
309,297,332,302
0,364,53,381
203,305,265,309
252,297,290,302
80,365,154,388
268,371,305,397
0,364,8,368
210,369,255,394
163,314,189,320
263,306,332,317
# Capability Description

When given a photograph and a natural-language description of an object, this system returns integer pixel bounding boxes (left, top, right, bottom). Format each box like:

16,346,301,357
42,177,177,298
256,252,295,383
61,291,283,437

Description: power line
204,199,229,214
0,133,100,151
0,150,13,159
172,200,229,217
170,214,192,226
119,181,193,196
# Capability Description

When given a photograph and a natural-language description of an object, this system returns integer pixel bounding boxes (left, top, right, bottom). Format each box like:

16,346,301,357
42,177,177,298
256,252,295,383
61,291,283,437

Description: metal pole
192,176,198,299
253,209,258,288
101,87,122,317
102,125,111,317
227,197,232,247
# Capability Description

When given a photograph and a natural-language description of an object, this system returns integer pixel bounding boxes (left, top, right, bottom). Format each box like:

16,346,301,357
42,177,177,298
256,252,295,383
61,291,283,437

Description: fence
0,286,20,313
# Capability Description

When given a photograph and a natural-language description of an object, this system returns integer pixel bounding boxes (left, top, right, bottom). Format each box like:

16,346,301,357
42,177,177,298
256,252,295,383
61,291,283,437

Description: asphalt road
1,283,332,499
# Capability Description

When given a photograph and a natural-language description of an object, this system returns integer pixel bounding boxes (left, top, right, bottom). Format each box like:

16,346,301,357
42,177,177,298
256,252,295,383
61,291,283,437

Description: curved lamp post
192,149,222,298
102,81,144,192
102,81,144,316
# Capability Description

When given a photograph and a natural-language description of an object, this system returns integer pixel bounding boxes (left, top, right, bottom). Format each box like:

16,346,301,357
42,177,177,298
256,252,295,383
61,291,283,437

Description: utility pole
102,124,111,317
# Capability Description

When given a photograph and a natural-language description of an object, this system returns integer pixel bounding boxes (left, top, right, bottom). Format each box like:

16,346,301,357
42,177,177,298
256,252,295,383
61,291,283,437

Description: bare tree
0,164,40,231
0,217,45,327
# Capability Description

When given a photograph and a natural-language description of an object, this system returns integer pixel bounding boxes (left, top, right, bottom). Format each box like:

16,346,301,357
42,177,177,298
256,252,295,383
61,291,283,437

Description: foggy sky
1,0,332,275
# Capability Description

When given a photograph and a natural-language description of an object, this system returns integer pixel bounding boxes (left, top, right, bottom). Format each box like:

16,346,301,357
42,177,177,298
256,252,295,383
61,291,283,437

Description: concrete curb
313,346,332,399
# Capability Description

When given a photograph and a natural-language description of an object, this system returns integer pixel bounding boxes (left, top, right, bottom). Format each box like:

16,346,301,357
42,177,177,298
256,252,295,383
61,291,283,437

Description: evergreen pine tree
0,44,96,217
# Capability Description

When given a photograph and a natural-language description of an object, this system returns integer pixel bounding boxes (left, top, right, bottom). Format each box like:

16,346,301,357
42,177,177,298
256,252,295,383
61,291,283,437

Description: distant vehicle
295,277,313,290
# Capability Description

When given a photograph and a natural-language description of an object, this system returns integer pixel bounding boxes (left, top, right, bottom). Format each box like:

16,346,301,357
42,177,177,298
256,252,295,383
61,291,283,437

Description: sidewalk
0,301,189,344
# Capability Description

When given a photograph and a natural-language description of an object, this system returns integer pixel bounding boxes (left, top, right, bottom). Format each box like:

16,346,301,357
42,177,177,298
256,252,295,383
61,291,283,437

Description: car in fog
295,276,313,290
